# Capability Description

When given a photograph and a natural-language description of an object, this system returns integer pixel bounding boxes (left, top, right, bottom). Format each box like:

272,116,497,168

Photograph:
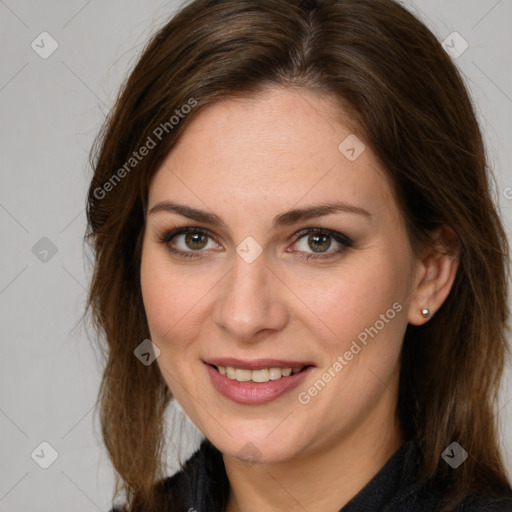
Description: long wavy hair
85,0,511,510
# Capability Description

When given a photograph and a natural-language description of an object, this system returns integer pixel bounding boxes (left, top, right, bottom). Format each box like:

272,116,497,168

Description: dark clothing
112,438,512,511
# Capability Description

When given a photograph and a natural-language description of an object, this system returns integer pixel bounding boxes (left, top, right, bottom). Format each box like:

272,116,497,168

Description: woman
85,0,512,510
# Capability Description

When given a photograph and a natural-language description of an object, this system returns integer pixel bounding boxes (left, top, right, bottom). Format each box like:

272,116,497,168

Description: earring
421,308,431,318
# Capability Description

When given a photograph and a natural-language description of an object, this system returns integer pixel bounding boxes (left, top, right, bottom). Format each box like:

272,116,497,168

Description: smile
204,359,314,405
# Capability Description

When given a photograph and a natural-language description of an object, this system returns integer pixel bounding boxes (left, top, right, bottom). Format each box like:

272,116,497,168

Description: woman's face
140,87,421,464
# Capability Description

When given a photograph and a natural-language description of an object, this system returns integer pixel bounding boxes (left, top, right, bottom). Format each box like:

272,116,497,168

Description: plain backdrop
0,1,511,510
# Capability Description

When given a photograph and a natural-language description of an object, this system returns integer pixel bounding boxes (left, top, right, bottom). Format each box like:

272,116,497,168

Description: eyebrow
147,200,371,229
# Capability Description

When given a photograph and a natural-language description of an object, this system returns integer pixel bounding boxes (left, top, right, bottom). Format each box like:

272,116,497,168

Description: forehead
148,87,397,224
169,87,358,169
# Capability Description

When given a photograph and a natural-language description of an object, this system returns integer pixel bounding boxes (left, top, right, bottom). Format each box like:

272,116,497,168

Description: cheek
291,250,410,430
140,243,208,340
140,249,210,397
293,248,410,353
140,247,201,345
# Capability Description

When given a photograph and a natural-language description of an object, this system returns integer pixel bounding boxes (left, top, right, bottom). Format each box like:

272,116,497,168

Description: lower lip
205,364,313,405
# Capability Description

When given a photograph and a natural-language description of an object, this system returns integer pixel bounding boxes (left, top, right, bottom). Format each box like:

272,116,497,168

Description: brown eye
184,232,209,250
290,228,353,261
160,227,220,258
307,233,332,253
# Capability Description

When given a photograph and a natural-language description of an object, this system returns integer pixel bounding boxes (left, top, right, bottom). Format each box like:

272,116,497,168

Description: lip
204,360,314,405
204,357,314,370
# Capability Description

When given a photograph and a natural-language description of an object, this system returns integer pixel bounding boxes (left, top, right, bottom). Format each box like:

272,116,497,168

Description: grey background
0,1,511,510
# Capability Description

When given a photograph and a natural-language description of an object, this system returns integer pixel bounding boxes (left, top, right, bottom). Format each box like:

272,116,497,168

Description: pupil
186,232,207,250
309,234,331,253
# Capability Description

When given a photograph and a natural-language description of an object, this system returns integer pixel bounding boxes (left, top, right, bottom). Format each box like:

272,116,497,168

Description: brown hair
85,0,511,510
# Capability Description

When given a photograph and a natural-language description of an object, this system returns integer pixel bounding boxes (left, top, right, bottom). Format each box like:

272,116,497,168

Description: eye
158,226,353,261
289,228,353,260
159,227,221,258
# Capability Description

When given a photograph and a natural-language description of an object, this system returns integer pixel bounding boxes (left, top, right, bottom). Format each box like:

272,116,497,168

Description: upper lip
204,358,314,370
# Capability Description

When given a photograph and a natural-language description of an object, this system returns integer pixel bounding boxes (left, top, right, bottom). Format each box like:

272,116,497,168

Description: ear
408,226,459,326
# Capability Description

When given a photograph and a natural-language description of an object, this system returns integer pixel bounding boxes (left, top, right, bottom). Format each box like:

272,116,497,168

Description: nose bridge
213,252,288,341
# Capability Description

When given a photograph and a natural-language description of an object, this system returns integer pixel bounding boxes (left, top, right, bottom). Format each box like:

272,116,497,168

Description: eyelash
158,227,353,261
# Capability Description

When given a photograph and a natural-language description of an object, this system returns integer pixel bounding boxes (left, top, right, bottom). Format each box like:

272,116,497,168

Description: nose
212,252,289,343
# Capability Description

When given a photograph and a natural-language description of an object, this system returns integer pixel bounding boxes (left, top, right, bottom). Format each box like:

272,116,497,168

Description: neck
223,393,403,512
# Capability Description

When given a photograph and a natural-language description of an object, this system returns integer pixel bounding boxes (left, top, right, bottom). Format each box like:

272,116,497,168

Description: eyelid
289,227,353,247
160,226,218,244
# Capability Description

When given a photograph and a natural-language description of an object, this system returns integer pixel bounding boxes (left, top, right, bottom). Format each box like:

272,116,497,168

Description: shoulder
387,442,512,512
461,492,512,511
108,438,226,512
391,483,512,512
106,472,191,512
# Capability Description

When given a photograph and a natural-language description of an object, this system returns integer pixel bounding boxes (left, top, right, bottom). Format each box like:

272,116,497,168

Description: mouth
211,364,308,383
203,359,314,405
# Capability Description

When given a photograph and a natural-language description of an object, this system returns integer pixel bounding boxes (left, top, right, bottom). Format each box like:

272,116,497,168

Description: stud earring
421,308,431,318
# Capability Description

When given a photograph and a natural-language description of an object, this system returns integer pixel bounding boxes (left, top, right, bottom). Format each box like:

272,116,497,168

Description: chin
211,430,306,466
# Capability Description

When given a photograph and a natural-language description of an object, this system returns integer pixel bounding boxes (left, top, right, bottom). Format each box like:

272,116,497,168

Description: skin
140,87,459,512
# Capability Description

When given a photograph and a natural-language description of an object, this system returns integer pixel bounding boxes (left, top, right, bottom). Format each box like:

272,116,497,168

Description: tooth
235,368,252,382
252,369,270,383
269,368,282,380
219,365,301,382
